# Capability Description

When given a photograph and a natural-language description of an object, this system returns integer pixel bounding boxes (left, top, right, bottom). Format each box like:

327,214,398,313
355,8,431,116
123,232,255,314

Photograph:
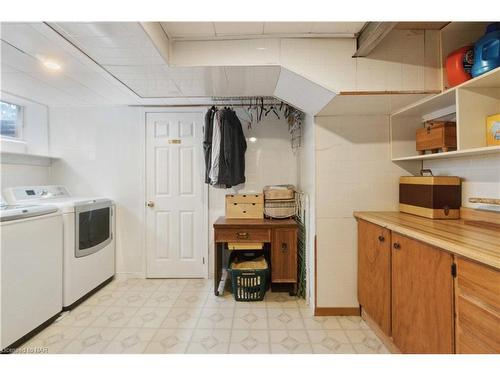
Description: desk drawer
215,228,271,243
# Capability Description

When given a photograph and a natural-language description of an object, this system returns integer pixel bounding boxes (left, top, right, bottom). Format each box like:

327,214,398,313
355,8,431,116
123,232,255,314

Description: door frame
143,108,209,279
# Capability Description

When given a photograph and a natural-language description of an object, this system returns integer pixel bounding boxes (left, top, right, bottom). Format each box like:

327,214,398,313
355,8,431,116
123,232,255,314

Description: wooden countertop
354,211,500,270
213,216,298,228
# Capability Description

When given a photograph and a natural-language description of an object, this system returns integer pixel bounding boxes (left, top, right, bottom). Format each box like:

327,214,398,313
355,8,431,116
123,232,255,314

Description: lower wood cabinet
358,220,391,336
391,233,454,353
455,257,500,353
271,228,297,283
357,219,499,354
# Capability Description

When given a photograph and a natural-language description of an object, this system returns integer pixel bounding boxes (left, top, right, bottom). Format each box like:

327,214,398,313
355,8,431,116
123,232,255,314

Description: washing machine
0,201,63,350
3,186,116,309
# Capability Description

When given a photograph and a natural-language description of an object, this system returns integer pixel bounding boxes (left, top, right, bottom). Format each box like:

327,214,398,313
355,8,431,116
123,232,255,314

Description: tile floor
18,277,389,354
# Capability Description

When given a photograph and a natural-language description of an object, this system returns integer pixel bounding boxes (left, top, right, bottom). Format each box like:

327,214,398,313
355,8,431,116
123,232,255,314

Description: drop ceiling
0,22,337,112
161,22,367,40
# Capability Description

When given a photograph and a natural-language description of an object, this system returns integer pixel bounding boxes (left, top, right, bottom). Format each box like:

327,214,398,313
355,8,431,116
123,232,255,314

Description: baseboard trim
314,306,360,316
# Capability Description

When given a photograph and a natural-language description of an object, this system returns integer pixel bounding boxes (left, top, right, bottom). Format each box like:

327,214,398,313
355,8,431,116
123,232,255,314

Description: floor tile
337,316,370,330
345,330,389,354
126,307,171,328
229,330,270,354
91,306,138,328
233,308,268,330
308,329,356,354
60,327,120,354
197,308,234,329
269,330,312,354
11,277,389,355
53,306,106,327
145,329,193,354
113,291,152,308
161,307,202,329
101,328,157,354
187,329,231,354
302,315,342,330
173,292,208,308
143,291,181,308
267,308,304,330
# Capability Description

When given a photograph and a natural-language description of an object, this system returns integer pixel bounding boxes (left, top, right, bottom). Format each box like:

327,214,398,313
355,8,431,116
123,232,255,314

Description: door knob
146,201,155,208
378,235,385,242
393,242,401,250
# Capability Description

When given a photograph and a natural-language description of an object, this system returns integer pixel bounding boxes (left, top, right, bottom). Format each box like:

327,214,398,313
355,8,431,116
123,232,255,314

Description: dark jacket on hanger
203,106,216,184
217,109,247,187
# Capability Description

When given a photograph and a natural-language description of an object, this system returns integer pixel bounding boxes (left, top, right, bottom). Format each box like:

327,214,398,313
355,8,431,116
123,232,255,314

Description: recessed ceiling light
248,137,258,143
43,59,62,71
36,55,62,71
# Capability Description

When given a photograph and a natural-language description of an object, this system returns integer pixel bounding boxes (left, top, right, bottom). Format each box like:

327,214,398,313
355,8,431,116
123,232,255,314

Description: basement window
0,100,23,139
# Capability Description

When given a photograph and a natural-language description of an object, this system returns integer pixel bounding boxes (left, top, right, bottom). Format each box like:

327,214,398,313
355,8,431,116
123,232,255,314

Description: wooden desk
213,216,298,296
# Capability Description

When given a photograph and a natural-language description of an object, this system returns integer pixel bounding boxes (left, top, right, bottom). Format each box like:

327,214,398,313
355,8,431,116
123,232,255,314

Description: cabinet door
455,257,500,354
271,228,297,283
392,233,454,353
357,220,391,336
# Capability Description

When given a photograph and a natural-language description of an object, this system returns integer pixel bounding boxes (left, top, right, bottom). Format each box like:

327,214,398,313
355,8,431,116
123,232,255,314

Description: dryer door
75,200,112,258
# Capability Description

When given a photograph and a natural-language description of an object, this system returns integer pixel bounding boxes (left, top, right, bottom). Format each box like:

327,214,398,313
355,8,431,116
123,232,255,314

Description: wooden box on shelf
416,121,457,155
225,193,264,219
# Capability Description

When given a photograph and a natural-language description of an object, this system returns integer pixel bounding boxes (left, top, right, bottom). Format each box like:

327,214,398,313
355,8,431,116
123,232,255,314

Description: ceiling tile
51,22,144,38
263,22,312,34
214,22,264,36
161,22,215,37
309,22,366,35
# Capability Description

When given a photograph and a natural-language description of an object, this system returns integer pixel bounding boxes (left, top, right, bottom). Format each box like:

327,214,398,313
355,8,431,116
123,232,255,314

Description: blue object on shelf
471,22,500,77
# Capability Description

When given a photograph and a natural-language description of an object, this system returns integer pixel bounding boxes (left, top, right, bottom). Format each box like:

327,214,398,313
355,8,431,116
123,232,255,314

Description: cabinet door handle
378,235,385,242
281,242,288,252
393,242,401,250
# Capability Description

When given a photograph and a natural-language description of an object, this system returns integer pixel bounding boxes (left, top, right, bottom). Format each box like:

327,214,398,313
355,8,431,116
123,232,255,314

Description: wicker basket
264,198,297,219
263,185,295,200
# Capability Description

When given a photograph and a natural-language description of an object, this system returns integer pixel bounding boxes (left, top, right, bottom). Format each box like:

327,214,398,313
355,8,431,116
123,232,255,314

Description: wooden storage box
225,193,263,219
416,121,457,154
399,176,461,219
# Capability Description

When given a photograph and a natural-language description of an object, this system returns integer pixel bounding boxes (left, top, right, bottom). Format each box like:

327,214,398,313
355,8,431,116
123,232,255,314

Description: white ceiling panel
51,22,145,38
263,22,313,34
161,22,215,37
162,22,365,39
310,22,366,34
222,66,280,96
214,22,264,36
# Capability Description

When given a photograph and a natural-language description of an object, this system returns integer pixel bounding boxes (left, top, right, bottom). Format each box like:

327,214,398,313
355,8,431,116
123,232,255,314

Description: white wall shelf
392,145,500,161
390,67,500,162
1,151,58,166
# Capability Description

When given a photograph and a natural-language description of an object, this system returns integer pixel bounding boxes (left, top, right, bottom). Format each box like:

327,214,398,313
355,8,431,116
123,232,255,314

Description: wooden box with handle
416,121,457,154
399,170,462,219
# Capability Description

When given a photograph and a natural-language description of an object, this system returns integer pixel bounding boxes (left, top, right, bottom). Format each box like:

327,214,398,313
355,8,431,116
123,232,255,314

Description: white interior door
146,111,207,278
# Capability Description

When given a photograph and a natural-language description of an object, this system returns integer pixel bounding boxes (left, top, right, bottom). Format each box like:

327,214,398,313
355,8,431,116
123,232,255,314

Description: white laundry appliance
0,200,63,351
3,186,116,309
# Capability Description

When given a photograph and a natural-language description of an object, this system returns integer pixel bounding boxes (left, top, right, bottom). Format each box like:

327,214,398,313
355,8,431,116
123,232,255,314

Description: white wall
424,154,500,211
48,106,144,275
48,106,298,277
314,115,420,308
208,109,299,277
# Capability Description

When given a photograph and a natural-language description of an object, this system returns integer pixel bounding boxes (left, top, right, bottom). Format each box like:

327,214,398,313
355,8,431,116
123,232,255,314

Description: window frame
0,100,24,140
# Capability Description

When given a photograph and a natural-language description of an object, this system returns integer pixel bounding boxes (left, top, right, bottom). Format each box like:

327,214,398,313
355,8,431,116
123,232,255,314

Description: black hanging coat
217,109,247,187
